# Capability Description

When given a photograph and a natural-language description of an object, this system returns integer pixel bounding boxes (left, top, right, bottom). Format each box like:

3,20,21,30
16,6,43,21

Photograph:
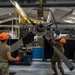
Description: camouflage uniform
51,42,64,75
0,43,11,75
0,63,9,75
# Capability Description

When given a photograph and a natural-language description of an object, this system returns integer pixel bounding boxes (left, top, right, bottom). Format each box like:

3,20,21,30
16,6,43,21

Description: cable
43,8,58,30
43,8,60,36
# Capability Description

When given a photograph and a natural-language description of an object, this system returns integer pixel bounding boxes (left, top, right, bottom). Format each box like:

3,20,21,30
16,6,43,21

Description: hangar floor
9,61,75,75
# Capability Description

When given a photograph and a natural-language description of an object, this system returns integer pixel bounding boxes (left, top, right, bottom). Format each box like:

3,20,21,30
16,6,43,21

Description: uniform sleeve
61,47,65,53
6,45,11,52
55,42,59,47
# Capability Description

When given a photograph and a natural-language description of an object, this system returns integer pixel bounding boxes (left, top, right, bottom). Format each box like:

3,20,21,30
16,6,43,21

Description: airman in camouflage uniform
0,32,20,75
51,38,66,75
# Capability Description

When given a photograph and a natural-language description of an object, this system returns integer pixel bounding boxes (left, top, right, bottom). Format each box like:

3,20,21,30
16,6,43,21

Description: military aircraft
10,0,75,71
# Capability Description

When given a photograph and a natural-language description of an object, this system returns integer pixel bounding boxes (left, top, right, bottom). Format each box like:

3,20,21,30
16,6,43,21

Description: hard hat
59,38,66,44
0,32,9,40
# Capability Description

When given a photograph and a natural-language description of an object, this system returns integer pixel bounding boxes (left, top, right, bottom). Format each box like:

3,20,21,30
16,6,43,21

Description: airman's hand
16,56,20,61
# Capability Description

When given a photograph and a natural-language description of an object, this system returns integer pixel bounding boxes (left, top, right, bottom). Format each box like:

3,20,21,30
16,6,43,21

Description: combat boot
61,72,64,75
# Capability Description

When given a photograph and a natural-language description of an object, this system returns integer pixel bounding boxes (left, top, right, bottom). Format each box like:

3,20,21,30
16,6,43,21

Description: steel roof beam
51,23,75,28
1,2,75,7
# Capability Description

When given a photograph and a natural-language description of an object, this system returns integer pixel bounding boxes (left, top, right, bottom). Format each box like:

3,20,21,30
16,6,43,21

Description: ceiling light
41,17,44,19
9,13,11,15
68,17,75,20
0,21,2,23
64,20,73,23
73,13,75,15
68,17,70,19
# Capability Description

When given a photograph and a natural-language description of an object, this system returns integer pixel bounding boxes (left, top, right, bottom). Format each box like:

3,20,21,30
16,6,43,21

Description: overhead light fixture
68,17,70,19
64,20,74,23
0,21,2,23
68,17,75,20
9,13,11,15
73,13,75,15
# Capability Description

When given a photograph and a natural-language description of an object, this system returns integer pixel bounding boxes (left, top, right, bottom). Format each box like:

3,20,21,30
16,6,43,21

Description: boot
61,72,64,75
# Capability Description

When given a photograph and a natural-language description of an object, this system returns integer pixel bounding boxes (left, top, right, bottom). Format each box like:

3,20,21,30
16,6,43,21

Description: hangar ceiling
0,0,75,39
0,0,75,32
0,7,75,24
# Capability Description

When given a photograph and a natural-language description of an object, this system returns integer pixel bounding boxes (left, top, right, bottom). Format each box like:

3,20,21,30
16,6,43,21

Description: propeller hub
33,24,46,36
36,24,45,32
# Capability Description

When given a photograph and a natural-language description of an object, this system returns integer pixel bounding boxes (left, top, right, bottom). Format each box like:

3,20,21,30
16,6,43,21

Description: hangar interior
1,0,75,75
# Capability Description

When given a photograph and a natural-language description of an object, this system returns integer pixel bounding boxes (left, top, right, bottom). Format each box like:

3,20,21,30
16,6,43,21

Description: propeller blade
11,38,23,53
11,32,35,53
10,0,36,25
43,36,75,71
59,9,74,20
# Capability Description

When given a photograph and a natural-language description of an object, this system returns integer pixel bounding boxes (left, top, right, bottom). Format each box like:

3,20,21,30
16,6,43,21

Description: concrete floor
9,61,75,75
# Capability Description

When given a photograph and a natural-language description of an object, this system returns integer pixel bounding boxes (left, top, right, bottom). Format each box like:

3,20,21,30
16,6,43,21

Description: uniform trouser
51,58,64,75
0,62,9,75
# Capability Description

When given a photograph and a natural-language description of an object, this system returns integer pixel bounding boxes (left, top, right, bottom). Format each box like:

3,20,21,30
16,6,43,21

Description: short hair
1,40,7,43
